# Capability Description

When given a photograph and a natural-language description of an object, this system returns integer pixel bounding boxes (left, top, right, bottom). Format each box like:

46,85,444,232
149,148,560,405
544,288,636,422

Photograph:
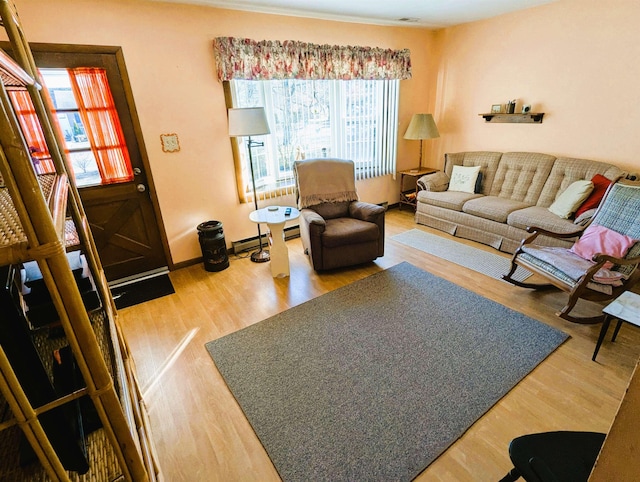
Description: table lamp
403,113,440,170
228,107,271,263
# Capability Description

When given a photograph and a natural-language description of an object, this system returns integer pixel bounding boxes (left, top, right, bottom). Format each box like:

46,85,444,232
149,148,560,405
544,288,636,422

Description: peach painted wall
11,0,638,267
10,0,437,265
431,0,640,175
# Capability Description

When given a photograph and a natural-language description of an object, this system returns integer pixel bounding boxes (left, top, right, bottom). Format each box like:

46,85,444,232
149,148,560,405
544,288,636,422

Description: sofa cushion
507,206,580,234
548,180,594,219
537,157,624,208
322,217,379,248
462,196,531,223
417,190,482,211
489,152,556,204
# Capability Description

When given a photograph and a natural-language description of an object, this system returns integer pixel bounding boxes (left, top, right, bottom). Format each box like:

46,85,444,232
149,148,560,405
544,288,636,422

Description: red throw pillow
574,174,612,218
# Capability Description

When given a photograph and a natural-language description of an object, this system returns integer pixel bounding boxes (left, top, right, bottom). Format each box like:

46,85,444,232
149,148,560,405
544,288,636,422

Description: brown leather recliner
294,158,385,271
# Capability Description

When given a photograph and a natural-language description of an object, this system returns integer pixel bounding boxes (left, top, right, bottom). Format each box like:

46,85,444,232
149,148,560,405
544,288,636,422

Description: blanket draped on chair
294,158,358,209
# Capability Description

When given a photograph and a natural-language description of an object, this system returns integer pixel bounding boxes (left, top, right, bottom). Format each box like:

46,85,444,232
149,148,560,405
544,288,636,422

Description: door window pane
41,69,100,187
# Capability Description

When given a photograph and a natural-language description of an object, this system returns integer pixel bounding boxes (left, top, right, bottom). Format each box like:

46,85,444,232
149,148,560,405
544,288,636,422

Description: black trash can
197,221,229,272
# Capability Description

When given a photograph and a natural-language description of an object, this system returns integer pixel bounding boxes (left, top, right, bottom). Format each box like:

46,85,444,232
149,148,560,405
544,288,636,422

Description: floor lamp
228,107,271,263
403,113,440,170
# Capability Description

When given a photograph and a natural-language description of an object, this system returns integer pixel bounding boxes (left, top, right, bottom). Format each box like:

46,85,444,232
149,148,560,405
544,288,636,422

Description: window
230,78,399,201
41,69,101,186
9,67,133,187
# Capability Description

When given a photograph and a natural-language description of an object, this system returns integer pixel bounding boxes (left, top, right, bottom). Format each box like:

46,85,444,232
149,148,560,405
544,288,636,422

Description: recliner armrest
349,201,385,222
300,209,326,235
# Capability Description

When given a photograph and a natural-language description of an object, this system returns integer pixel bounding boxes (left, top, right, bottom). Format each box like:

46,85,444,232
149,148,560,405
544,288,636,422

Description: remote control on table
285,207,292,215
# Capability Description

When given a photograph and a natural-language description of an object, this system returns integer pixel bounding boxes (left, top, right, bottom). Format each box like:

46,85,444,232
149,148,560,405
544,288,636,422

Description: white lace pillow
448,165,481,194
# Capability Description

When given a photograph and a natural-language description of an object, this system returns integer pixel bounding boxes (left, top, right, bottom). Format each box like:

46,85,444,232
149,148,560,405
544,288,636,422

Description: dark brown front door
79,180,166,282
27,45,169,282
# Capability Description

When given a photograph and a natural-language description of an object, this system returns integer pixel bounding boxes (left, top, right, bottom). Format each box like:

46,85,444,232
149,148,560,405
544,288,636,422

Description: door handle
137,184,146,193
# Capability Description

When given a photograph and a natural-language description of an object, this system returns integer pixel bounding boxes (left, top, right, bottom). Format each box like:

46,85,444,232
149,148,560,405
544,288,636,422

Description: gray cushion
462,196,530,223
417,190,482,211
507,206,580,234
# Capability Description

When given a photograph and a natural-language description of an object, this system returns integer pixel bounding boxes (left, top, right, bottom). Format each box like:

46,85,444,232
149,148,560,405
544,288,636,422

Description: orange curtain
7,89,56,174
68,68,133,184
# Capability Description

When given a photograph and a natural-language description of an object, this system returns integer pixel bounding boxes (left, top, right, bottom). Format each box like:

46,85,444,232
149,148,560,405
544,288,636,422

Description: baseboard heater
231,226,300,254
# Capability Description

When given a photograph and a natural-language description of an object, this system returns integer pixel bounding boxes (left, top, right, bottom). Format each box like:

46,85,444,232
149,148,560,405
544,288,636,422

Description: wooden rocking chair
503,181,640,324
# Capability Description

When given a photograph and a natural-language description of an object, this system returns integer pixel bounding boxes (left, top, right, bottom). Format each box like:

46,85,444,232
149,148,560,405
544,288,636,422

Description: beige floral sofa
415,151,625,254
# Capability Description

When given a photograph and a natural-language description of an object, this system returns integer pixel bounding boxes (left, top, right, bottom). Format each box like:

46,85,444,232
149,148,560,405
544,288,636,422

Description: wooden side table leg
611,319,624,342
593,315,612,361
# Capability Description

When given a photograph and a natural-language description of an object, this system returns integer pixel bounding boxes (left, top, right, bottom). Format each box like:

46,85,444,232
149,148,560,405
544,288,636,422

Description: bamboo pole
0,3,155,479
0,345,67,480
0,86,146,482
0,43,148,482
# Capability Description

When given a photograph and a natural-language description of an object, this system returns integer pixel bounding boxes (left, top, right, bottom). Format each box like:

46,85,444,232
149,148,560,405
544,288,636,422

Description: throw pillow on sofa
574,174,613,218
448,165,481,194
548,180,594,219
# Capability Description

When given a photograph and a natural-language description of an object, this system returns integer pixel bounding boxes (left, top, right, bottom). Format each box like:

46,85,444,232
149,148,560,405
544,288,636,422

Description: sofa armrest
349,201,385,223
417,171,449,192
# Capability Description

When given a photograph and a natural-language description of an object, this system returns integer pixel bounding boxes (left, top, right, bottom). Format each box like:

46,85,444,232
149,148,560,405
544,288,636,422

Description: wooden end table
398,167,437,211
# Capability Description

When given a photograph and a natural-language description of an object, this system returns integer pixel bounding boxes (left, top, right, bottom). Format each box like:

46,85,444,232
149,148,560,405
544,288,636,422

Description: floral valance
213,37,412,81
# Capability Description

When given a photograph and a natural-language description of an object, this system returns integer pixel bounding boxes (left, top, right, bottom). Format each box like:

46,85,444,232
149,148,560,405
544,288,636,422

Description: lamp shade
403,113,440,140
228,107,270,137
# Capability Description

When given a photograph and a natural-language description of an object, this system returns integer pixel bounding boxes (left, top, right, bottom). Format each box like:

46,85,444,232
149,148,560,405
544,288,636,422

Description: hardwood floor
118,208,640,481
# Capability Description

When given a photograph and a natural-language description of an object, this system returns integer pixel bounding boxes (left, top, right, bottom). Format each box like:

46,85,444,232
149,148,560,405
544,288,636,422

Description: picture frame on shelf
491,104,502,113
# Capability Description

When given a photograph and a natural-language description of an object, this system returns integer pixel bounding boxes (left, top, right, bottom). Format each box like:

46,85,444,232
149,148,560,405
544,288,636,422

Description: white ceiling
154,0,557,28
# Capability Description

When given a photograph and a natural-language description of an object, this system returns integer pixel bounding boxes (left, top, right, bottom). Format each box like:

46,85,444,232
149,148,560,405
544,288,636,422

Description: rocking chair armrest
592,253,640,267
524,225,585,239
579,254,640,286
514,225,585,256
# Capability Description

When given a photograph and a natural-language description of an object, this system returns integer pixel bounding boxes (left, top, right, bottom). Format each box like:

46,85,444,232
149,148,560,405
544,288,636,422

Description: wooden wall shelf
479,113,545,123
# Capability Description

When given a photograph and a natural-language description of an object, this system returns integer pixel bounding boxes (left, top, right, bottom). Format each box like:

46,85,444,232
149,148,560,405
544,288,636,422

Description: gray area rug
392,229,532,283
205,262,567,481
